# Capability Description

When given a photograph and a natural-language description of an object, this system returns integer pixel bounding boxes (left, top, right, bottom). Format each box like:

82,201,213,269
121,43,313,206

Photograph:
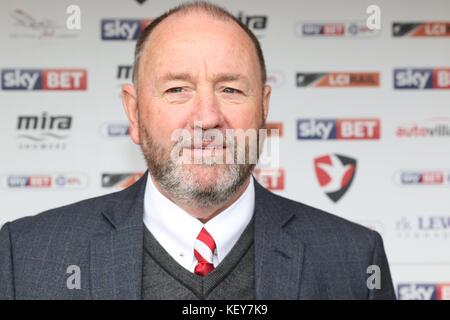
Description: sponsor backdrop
0,0,449,299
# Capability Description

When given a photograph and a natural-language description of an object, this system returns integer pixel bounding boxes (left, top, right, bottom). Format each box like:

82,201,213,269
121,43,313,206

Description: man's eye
223,87,241,94
166,87,184,93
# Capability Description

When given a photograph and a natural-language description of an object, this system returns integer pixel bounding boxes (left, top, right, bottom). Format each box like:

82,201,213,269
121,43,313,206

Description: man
0,2,395,299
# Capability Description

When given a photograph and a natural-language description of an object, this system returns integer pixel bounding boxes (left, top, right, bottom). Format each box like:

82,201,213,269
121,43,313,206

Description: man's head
122,1,271,210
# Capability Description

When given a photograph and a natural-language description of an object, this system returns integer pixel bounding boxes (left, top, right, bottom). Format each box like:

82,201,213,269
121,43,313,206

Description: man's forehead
157,72,251,83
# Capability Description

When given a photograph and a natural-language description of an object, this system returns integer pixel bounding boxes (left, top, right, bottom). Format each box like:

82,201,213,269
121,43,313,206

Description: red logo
314,154,357,202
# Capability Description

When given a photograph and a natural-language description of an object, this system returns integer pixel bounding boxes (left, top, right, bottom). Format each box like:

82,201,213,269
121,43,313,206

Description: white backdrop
0,0,449,300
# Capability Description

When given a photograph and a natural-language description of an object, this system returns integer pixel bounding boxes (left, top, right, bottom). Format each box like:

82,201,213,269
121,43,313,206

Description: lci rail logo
397,283,450,300
295,21,380,38
2,173,88,190
297,118,380,140
102,173,144,189
101,19,152,40
314,154,357,203
393,22,450,37
396,118,450,138
100,123,130,138
16,112,72,150
1,69,87,90
394,170,450,186
394,68,450,89
296,72,379,87
395,216,450,239
253,168,285,191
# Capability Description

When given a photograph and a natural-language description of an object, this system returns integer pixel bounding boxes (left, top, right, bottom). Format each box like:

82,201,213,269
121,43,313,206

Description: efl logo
102,173,144,188
101,19,151,40
100,123,130,137
394,68,450,89
297,118,380,140
393,22,450,37
253,168,285,191
394,170,450,186
396,118,450,138
296,72,379,87
314,154,357,203
3,173,88,190
397,283,450,300
295,21,379,38
1,69,87,90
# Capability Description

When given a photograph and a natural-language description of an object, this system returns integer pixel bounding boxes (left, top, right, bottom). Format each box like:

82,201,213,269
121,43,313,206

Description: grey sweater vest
142,218,255,300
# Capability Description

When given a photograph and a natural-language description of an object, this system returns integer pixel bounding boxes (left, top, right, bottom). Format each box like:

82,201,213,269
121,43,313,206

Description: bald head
132,1,267,87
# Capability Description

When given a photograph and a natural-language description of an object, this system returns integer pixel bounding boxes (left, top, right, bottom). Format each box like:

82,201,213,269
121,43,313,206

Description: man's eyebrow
158,72,195,83
157,72,250,83
212,73,249,83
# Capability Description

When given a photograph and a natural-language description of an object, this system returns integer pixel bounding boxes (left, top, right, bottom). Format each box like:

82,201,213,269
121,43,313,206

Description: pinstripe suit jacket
0,172,395,299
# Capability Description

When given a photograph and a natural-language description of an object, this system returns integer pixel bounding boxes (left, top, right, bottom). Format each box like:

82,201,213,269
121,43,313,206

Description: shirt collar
143,172,255,269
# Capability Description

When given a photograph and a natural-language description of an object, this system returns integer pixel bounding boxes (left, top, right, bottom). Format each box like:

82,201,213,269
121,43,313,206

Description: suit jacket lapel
90,173,148,299
254,179,305,299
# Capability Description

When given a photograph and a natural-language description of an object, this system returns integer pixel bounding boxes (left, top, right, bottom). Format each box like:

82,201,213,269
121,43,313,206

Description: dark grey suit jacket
0,173,395,299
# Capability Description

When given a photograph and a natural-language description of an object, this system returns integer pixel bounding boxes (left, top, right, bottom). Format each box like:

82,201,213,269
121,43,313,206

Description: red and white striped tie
194,227,216,276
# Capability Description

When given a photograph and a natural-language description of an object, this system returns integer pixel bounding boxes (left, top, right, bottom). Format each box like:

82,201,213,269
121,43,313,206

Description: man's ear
262,84,271,123
121,84,141,145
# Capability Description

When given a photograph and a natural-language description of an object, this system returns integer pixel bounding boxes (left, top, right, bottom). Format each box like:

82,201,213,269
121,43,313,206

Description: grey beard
139,126,255,208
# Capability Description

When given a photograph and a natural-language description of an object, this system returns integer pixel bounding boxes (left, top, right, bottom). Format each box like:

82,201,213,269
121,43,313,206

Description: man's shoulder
263,189,380,246
4,186,133,240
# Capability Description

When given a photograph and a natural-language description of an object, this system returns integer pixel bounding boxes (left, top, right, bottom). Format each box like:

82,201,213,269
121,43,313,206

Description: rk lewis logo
314,154,357,203
1,68,87,90
101,19,152,40
297,118,380,140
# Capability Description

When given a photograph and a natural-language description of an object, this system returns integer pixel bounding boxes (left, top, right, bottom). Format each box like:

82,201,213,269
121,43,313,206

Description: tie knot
194,227,216,276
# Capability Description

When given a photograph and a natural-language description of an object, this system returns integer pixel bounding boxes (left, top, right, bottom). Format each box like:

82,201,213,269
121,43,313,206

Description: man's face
123,12,271,207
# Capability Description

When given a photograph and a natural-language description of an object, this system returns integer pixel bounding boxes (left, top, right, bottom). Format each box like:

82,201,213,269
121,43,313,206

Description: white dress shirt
143,172,255,273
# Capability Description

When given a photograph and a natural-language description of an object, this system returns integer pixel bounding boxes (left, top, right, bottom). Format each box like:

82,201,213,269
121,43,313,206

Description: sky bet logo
394,68,450,89
297,118,380,140
1,69,87,90
397,283,450,300
101,19,152,40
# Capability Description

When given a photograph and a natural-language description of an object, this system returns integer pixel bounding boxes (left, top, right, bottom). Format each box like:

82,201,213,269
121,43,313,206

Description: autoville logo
101,19,152,40
394,170,450,186
397,283,450,300
314,154,357,203
100,122,129,138
295,21,380,38
236,12,267,38
297,118,380,140
16,112,72,150
102,173,144,188
394,68,450,89
396,118,450,138
395,216,450,239
393,22,450,37
1,69,87,90
2,173,88,190
296,72,379,88
253,168,285,191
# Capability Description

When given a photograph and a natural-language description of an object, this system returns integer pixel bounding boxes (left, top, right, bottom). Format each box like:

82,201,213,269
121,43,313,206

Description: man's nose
189,88,224,130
